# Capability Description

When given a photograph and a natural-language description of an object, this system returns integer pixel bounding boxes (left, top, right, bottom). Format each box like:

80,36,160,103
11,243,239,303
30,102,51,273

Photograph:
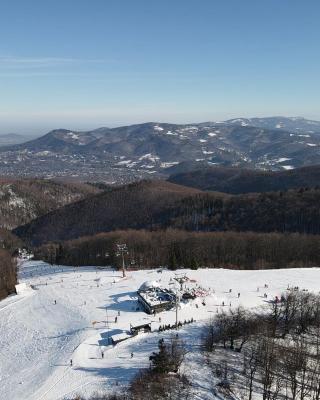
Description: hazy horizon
2,114,320,137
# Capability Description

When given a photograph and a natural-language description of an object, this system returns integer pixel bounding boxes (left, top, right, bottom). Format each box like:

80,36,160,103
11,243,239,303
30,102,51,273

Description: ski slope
1,261,320,400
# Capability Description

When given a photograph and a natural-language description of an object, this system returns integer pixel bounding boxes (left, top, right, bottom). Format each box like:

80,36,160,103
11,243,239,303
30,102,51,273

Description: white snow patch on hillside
276,157,291,163
116,160,132,165
67,132,80,140
166,130,178,136
178,126,198,133
140,164,155,169
7,187,26,208
202,150,214,155
282,165,294,170
160,162,179,168
138,153,160,162
36,151,53,156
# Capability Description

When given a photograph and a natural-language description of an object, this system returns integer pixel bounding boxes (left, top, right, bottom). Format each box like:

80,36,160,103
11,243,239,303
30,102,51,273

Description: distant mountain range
226,116,320,132
1,116,320,182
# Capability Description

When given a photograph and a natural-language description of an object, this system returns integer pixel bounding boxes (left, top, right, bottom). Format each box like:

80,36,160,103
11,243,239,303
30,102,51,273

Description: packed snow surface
1,261,320,400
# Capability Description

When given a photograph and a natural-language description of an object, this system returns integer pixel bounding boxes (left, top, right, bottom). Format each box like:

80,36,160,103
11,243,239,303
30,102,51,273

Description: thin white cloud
0,71,103,78
0,56,111,69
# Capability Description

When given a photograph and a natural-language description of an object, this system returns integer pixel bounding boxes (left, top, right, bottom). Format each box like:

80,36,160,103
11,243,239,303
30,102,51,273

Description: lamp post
169,280,180,329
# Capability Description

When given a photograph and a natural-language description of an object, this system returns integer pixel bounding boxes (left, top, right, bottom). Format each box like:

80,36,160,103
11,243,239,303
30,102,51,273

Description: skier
131,352,133,358
238,292,240,298
115,316,118,323
70,359,73,367
54,300,56,305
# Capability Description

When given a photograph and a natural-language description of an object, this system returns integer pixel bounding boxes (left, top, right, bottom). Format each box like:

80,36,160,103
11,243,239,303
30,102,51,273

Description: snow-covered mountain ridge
1,117,320,182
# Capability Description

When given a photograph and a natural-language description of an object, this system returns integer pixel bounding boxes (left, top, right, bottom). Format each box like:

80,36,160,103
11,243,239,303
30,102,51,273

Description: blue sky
0,0,319,134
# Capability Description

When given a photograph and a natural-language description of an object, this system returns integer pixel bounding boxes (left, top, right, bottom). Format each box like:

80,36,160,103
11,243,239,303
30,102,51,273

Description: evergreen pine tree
149,339,170,374
190,257,199,270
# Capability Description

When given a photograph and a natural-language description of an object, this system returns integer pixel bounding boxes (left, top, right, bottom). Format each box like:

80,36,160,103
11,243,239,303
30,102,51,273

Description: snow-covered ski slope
1,261,320,400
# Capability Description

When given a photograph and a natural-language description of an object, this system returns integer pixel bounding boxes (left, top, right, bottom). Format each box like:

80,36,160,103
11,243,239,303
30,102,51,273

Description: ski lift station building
137,280,176,314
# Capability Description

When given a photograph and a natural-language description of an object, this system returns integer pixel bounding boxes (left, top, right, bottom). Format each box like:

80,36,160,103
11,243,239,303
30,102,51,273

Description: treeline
0,249,17,300
0,229,22,300
36,229,320,269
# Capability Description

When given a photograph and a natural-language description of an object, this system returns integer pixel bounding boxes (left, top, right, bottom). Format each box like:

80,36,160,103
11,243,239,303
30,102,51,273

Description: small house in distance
110,331,132,345
137,281,176,314
130,322,152,335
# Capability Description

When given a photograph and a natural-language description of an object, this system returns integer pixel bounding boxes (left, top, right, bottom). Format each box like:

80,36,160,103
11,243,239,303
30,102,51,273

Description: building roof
139,280,161,291
111,332,132,342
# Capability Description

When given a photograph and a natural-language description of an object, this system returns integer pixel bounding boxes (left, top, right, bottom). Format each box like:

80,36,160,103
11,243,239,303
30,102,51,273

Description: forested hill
13,180,201,245
13,180,320,245
168,165,320,194
0,179,101,229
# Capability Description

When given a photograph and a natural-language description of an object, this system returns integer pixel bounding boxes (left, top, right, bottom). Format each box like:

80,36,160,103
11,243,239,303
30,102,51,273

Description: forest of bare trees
0,249,17,300
14,182,320,246
36,229,320,271
0,178,100,230
202,290,320,400
0,229,22,300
